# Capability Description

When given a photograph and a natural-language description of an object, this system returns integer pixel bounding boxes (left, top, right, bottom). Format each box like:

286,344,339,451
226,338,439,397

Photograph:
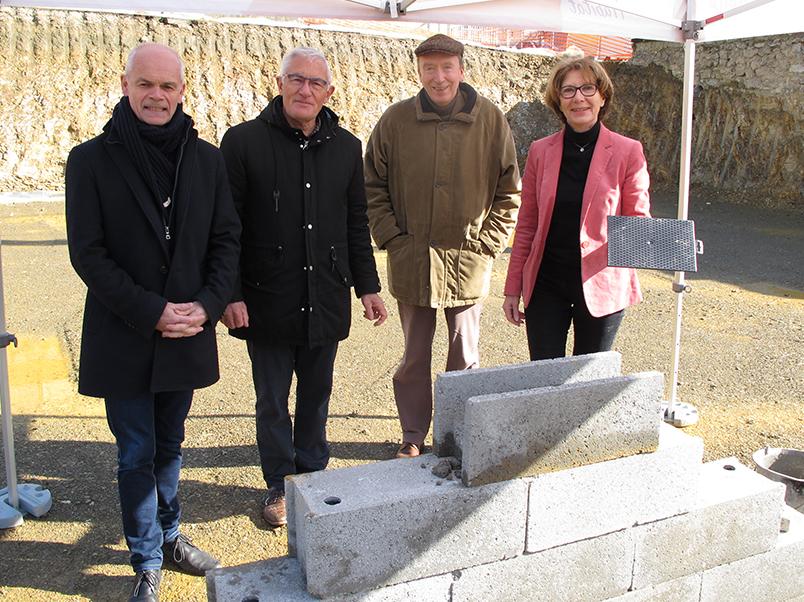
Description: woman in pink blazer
503,56,651,360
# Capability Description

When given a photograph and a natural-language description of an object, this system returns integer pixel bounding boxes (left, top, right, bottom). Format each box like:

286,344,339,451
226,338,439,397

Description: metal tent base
662,401,699,428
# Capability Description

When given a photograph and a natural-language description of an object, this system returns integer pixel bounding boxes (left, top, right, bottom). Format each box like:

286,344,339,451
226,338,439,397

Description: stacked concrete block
451,529,636,602
206,352,802,602
632,457,785,589
206,556,455,602
698,505,804,602
285,454,528,598
279,423,700,599
526,421,703,553
461,371,664,486
433,351,622,458
601,575,703,602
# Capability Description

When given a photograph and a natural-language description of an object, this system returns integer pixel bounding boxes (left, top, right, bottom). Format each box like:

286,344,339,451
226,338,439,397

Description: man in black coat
65,43,240,602
220,47,387,527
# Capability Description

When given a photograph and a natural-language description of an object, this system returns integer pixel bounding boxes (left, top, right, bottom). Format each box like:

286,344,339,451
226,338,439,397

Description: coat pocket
457,243,493,300
84,294,107,334
385,234,417,298
329,245,353,288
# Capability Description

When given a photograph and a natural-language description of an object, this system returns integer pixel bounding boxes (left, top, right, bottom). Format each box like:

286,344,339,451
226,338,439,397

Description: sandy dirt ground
0,192,801,601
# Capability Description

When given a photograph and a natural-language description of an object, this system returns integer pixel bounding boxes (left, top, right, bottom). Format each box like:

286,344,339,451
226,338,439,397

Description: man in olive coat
365,34,520,460
220,47,386,527
66,43,240,602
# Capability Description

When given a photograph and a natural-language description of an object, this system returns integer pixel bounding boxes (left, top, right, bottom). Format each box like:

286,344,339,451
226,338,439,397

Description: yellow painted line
5,335,103,417
757,227,802,237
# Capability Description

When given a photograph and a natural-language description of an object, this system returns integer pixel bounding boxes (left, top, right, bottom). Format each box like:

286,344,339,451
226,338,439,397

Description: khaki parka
365,83,520,308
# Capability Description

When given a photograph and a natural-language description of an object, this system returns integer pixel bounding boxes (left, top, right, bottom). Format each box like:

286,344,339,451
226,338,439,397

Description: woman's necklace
572,141,592,153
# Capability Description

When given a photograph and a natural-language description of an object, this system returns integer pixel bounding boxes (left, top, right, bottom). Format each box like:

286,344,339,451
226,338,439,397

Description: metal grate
607,215,698,272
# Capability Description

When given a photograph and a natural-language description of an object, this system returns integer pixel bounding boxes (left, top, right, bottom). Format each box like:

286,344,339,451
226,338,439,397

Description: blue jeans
105,390,193,572
247,340,338,491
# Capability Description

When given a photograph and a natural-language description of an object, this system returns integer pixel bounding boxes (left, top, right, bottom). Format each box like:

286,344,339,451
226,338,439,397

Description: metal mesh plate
607,215,698,272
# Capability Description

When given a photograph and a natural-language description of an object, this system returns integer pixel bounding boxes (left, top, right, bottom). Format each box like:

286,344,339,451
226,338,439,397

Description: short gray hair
125,43,185,81
280,47,332,83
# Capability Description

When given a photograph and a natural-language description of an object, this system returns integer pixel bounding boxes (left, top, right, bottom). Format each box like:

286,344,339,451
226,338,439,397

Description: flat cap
414,34,464,59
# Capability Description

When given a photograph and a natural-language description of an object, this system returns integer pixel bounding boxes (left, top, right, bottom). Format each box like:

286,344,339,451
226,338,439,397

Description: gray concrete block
633,457,786,589
287,453,528,598
461,371,664,486
433,351,622,458
206,556,454,602
700,505,804,602
526,422,703,553
601,575,702,602
287,480,298,558
451,529,634,602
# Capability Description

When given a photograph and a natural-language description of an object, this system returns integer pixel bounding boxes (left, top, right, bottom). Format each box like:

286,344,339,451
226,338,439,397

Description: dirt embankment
1,7,803,209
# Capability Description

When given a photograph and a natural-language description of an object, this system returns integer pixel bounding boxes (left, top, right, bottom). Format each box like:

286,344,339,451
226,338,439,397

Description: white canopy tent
3,0,804,42
0,0,801,515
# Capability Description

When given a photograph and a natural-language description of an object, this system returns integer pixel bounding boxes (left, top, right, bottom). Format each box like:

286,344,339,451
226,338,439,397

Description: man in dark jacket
220,47,387,528
66,43,240,602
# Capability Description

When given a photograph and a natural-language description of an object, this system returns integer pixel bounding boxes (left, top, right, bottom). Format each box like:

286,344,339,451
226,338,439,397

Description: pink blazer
504,124,651,318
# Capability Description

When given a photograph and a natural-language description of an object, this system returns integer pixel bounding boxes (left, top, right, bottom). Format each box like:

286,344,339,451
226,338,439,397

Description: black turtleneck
540,120,601,269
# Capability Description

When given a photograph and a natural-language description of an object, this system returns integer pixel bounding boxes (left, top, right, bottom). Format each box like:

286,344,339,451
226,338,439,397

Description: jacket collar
416,82,479,123
259,95,339,144
103,116,196,258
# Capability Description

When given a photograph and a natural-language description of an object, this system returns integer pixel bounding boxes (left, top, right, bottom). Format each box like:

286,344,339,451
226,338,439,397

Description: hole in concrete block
242,597,260,602
324,496,341,505
724,464,736,471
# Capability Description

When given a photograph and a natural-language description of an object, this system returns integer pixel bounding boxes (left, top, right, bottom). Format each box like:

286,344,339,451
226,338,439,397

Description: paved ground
0,191,802,601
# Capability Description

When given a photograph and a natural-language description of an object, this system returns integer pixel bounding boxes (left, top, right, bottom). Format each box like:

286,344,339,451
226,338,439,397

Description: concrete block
433,351,622,458
287,453,528,598
206,556,454,602
526,422,703,553
286,480,298,557
601,575,702,602
461,371,664,486
451,529,634,602
700,504,804,602
633,458,786,589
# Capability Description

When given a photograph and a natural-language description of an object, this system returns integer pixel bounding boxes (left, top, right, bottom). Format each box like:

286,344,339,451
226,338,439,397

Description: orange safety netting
302,20,632,60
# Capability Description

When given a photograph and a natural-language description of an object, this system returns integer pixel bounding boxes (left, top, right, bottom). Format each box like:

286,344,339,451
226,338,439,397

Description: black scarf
111,96,191,210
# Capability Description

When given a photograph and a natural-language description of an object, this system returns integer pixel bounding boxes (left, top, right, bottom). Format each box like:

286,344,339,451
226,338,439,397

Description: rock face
0,7,801,209
630,35,804,208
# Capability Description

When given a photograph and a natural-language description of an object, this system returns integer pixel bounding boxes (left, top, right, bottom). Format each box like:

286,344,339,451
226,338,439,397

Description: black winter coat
220,97,381,347
65,119,241,398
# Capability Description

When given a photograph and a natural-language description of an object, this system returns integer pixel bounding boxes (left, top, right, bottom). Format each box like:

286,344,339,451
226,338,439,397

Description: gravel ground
0,192,802,601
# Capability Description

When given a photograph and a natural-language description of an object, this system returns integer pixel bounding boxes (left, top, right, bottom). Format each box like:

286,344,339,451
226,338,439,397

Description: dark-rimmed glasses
282,73,330,93
559,83,599,99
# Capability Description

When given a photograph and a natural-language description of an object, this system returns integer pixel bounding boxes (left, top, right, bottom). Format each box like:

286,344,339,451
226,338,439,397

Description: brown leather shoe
263,488,287,527
396,442,420,459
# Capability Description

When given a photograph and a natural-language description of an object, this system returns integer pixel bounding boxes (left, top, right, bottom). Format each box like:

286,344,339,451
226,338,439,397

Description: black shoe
129,569,161,602
161,533,222,576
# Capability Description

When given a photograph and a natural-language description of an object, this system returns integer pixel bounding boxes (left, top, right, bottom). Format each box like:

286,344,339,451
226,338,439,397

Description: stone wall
0,6,802,209
631,34,804,207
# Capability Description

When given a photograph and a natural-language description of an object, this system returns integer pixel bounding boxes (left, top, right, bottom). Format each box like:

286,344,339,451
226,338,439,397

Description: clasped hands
156,301,209,338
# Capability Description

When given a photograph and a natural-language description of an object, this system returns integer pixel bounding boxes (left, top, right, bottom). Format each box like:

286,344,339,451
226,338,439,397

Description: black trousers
524,259,624,361
246,340,338,491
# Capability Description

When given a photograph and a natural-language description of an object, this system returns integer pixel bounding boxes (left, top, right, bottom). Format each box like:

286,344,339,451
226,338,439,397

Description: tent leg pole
663,37,699,428
0,243,19,511
0,241,51,527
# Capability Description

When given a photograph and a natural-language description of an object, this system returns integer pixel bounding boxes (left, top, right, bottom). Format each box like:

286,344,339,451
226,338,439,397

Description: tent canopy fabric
2,0,803,44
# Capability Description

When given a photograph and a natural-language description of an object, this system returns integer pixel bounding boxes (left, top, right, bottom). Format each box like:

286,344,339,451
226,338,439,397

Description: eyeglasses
282,73,330,93
559,83,599,99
